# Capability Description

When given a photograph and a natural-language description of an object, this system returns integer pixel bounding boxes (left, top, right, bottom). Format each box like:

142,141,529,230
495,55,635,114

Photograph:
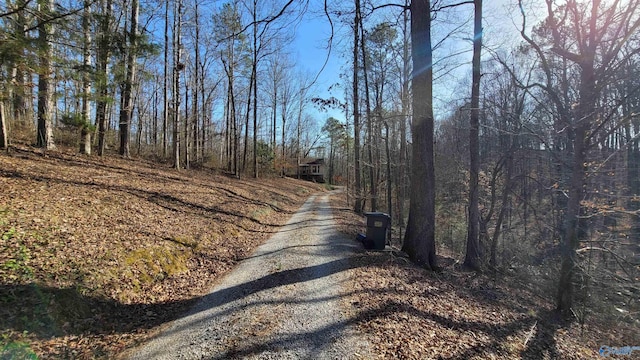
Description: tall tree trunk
200,64,207,161
193,0,200,163
398,0,410,240
281,100,286,177
135,101,144,155
360,20,376,212
353,0,363,213
232,83,238,177
11,0,29,126
153,82,158,149
0,101,7,149
96,0,112,156
173,0,183,169
223,59,238,176
252,1,258,178
463,0,483,270
242,69,254,173
173,0,184,169
163,0,169,158
80,0,92,155
402,0,436,270
225,81,231,172
296,114,301,179
36,0,56,150
385,122,392,241
272,67,278,172
553,0,608,315
184,81,190,169
119,0,139,158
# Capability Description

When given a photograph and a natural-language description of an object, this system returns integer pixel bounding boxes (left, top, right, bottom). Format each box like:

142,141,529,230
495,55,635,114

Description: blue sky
289,0,545,125
291,8,347,124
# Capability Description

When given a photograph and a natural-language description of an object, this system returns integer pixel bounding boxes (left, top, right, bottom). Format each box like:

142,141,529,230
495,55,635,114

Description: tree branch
0,0,34,19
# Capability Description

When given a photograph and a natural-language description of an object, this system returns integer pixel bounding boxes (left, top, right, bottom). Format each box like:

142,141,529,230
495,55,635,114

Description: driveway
127,192,372,359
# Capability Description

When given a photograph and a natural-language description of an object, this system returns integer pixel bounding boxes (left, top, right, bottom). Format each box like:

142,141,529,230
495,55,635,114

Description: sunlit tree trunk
11,0,29,126
184,80,190,169
80,0,92,155
252,0,258,178
0,101,7,149
173,0,183,169
463,0,482,270
36,0,56,150
193,0,200,163
119,0,139,158
402,0,436,269
163,0,170,158
96,0,112,156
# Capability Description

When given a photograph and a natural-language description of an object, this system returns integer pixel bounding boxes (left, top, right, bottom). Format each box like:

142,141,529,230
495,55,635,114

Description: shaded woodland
1,0,639,350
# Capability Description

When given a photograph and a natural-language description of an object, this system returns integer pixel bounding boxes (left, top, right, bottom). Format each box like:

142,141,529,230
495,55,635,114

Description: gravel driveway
127,192,372,359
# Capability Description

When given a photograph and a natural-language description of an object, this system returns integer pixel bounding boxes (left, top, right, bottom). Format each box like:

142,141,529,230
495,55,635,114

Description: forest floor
0,144,322,358
1,144,638,359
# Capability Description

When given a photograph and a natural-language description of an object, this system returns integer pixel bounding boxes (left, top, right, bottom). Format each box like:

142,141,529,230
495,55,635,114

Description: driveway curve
127,192,372,359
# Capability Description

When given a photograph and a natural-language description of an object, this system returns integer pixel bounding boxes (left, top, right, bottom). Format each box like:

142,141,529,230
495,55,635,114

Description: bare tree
79,0,92,155
173,0,184,169
463,0,482,270
353,0,363,213
402,0,436,269
95,0,113,156
118,0,140,158
36,0,55,150
518,0,640,314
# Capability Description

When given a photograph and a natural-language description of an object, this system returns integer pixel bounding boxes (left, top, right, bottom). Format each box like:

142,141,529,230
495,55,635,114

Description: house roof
303,158,324,165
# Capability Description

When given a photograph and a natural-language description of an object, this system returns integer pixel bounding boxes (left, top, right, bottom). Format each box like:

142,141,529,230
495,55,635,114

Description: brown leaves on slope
0,144,322,359
328,191,634,360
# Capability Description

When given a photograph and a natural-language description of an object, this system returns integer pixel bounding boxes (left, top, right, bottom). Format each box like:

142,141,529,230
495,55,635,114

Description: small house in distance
298,159,325,183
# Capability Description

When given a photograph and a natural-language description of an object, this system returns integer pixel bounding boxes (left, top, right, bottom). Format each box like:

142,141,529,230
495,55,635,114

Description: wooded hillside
0,145,321,357
1,0,640,357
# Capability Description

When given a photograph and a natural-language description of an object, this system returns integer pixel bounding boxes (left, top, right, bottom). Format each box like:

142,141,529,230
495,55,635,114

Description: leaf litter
2,144,638,359
0,145,321,359
328,191,639,360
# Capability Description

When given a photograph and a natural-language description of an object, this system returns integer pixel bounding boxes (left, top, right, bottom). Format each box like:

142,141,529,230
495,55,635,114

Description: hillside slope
0,145,322,358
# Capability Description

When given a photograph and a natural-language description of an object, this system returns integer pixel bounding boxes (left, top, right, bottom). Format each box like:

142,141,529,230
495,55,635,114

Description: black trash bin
364,212,390,250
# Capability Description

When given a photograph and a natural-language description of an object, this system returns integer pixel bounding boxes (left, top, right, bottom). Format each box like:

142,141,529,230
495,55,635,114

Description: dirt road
127,192,372,359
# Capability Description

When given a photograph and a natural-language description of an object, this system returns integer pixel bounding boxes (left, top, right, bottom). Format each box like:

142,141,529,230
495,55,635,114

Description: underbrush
328,189,639,358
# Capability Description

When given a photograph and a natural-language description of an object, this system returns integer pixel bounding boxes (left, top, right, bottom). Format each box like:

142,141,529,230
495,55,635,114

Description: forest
1,0,639,352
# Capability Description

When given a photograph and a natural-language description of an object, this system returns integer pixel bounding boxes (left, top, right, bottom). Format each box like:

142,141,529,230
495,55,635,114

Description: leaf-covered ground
2,144,638,359
328,192,640,360
0,145,322,359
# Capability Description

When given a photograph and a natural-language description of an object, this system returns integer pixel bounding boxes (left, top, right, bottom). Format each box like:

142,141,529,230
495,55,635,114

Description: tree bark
193,0,200,163
173,0,183,169
11,0,29,126
184,81,190,169
402,0,436,270
353,0,363,213
463,0,482,270
162,0,169,158
80,0,92,155
36,0,55,150
359,19,376,212
252,0,258,178
119,0,139,158
398,0,410,240
96,0,112,156
0,101,7,149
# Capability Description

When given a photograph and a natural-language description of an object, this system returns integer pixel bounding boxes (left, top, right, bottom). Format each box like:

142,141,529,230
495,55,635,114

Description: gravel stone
128,192,373,359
